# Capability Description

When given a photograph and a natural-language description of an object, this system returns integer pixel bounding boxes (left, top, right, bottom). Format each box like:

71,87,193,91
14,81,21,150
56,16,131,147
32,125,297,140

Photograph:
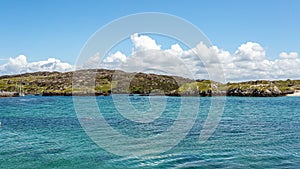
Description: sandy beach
286,90,300,96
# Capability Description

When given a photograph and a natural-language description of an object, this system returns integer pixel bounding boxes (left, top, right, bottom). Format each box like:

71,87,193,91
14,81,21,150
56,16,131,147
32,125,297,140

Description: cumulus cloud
234,42,266,61
98,33,300,82
1,34,299,82
279,52,298,59
100,36,222,81
130,33,161,52
80,52,101,69
219,43,300,81
0,55,73,75
103,51,127,63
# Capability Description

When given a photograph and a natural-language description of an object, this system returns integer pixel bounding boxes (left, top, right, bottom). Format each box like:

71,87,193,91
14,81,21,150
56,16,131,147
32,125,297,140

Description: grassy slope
0,69,299,96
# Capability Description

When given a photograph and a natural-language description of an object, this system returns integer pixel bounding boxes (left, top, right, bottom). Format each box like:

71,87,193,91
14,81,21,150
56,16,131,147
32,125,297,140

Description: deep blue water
0,96,299,168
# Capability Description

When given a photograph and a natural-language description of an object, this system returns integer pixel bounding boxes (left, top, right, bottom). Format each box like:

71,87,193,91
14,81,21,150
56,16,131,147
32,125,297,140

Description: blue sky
0,0,300,81
0,0,299,64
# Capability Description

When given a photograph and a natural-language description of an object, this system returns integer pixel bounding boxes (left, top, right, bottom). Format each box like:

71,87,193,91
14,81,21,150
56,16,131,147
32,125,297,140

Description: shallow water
0,96,299,168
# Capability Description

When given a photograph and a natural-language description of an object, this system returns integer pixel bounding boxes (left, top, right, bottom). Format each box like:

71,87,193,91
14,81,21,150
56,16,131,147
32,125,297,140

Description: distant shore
1,69,300,98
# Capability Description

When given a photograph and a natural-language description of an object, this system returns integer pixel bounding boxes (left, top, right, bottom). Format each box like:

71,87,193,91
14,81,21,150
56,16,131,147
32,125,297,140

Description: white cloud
166,44,184,55
80,52,101,69
100,39,220,81
1,34,299,82
219,42,300,81
98,34,300,82
0,55,73,75
120,50,195,79
233,42,266,61
103,51,127,63
279,52,298,59
130,33,161,52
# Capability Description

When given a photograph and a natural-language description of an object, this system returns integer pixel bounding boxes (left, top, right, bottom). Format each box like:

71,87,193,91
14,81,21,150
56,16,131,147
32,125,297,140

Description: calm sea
0,96,299,168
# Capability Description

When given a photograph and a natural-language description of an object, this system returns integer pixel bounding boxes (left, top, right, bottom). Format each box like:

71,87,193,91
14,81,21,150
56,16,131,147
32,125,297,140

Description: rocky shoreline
39,90,293,97
0,91,20,97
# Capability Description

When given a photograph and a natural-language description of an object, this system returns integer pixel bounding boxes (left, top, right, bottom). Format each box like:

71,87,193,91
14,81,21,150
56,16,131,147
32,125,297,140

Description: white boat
19,82,25,96
0,81,25,97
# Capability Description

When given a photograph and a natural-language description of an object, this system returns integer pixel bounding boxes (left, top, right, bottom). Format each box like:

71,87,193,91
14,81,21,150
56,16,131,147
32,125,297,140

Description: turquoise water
0,96,299,168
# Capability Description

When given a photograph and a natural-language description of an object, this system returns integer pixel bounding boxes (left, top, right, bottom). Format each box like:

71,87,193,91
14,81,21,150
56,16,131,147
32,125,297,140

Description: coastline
1,69,299,98
0,91,19,97
1,92,295,97
286,90,300,96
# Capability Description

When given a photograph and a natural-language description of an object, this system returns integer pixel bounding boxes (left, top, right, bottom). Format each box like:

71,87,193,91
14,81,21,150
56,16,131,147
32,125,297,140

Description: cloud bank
0,55,73,75
99,34,300,82
1,33,299,82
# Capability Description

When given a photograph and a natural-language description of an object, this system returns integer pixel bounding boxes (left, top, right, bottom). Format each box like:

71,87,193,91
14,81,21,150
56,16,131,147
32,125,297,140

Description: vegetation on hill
0,69,299,97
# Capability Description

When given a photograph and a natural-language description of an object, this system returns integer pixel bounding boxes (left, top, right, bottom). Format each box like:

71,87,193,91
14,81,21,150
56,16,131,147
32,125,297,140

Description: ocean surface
0,95,299,168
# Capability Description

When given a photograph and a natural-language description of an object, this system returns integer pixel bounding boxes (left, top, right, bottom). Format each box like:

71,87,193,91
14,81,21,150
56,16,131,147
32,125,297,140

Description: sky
0,0,299,81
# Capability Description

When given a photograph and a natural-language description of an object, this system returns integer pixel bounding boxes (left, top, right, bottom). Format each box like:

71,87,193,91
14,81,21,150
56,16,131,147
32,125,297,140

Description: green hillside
0,69,299,97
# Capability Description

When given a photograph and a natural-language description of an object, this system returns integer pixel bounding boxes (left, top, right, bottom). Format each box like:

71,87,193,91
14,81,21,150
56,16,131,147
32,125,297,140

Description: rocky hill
0,69,299,97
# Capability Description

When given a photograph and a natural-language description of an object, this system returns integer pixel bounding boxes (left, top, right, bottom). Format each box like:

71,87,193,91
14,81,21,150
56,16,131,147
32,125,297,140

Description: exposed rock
1,69,300,97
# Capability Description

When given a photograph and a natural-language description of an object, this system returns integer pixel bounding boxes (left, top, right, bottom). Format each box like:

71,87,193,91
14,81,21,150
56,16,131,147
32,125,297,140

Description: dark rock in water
42,91,111,96
226,87,287,97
